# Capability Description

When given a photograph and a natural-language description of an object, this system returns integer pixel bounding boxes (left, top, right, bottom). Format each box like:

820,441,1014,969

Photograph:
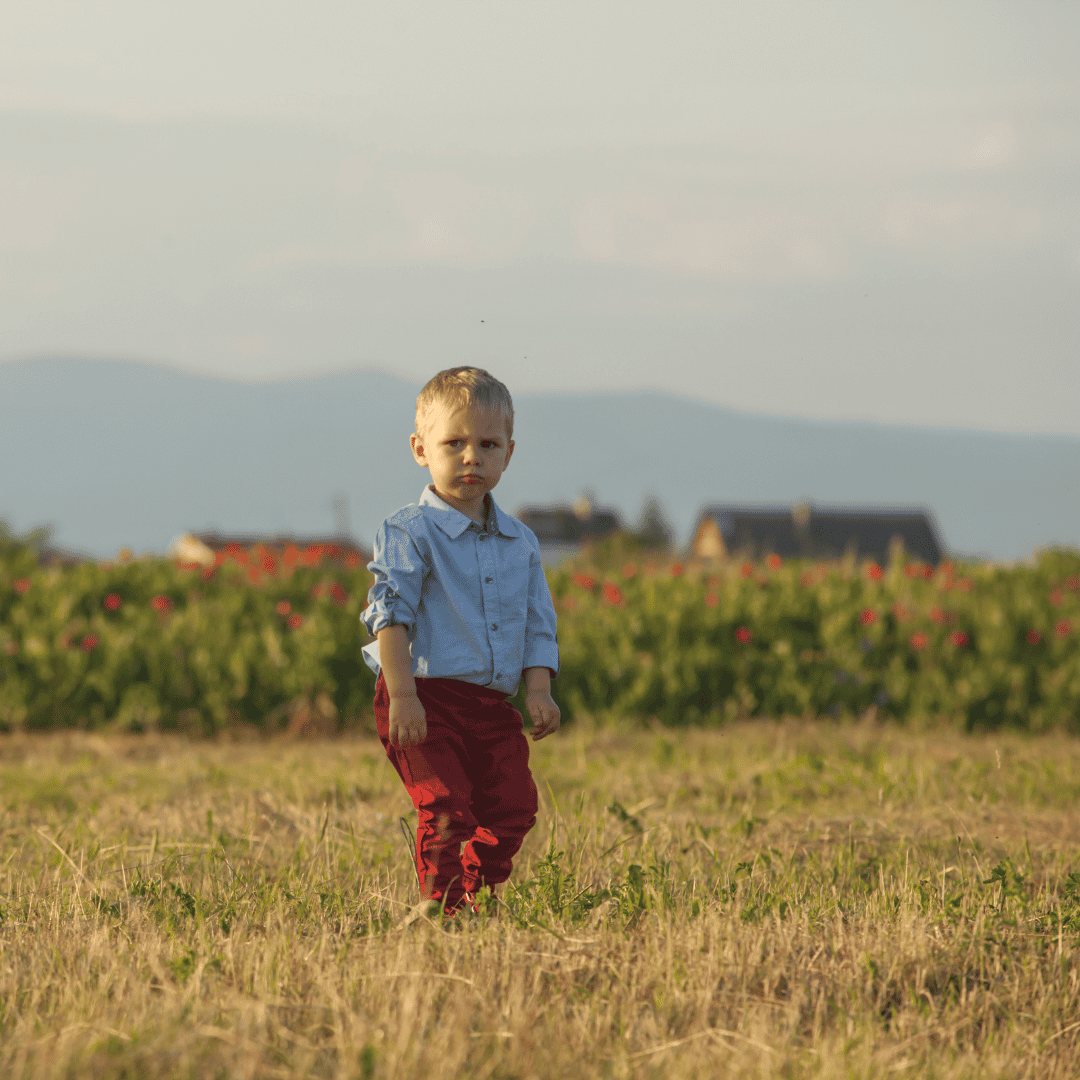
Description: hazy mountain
2,358,1078,561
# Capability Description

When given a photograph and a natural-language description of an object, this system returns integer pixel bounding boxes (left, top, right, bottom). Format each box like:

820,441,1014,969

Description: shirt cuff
522,643,560,679
361,602,415,637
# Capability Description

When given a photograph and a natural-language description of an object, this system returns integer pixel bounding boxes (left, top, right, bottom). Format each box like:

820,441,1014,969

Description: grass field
2,720,1080,1079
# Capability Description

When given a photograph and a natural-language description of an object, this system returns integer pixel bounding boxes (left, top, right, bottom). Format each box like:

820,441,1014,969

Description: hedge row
1,533,1078,733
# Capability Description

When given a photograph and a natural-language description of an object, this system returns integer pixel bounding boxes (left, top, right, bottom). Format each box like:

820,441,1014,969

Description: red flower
910,632,927,651
800,571,813,587
201,568,215,580
276,600,292,616
1056,619,1072,639
283,545,300,569
669,562,684,577
956,578,972,593
704,591,719,608
104,593,122,611
560,595,577,613
247,567,261,586
621,562,638,579
922,565,934,579
766,553,782,571
13,578,30,594
735,626,752,644
1026,628,1042,645
260,554,277,574
860,608,877,625
904,564,918,578
741,563,753,579
950,630,969,647
866,563,883,581
80,634,99,652
929,607,945,624
1049,589,1063,607
287,614,304,630
331,582,349,606
150,594,173,612
345,552,363,569
572,574,595,590
602,582,623,605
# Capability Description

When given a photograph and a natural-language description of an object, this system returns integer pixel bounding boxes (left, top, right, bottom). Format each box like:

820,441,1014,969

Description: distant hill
2,358,1078,561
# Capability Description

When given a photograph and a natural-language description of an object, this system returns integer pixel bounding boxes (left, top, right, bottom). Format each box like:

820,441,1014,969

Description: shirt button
485,577,493,583
491,623,498,631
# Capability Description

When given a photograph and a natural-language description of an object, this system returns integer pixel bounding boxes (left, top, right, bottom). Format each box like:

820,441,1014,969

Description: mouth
459,475,484,484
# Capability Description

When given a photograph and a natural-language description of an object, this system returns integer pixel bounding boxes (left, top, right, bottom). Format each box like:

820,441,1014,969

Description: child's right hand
387,694,428,748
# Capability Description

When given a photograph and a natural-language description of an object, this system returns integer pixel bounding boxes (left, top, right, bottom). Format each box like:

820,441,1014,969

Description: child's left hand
525,690,561,741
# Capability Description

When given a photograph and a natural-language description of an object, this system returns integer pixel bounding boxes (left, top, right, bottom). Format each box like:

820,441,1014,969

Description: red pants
374,673,539,910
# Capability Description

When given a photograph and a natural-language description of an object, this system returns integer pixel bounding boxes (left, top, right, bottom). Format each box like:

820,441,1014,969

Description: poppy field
0,530,1078,733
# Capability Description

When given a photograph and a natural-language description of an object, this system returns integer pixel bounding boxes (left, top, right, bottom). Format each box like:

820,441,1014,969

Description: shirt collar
418,485,521,540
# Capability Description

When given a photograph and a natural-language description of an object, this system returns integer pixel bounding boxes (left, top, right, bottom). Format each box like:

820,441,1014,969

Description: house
170,532,371,569
515,493,623,565
690,503,945,565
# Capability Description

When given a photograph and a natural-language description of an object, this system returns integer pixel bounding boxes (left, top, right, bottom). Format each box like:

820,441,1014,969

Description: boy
360,367,561,915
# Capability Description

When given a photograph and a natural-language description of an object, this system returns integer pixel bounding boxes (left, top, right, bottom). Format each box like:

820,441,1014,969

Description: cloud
393,172,536,265
880,192,1042,253
956,120,1022,171
573,193,848,283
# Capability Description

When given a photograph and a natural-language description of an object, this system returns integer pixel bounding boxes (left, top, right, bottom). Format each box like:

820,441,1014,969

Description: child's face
410,401,515,522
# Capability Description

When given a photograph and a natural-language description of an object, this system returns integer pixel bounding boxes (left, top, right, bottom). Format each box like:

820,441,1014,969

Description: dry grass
2,718,1080,1079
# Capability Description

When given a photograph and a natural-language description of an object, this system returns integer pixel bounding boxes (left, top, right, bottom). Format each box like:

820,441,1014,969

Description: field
3,721,1080,1079
3,538,1079,735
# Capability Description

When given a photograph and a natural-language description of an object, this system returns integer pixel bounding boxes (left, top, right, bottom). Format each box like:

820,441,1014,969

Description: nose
462,442,482,464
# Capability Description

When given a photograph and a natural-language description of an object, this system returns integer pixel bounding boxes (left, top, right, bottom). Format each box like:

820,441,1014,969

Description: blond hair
415,367,514,441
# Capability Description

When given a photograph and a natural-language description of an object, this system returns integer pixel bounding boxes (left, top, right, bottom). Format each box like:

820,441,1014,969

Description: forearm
523,666,553,693
377,625,418,697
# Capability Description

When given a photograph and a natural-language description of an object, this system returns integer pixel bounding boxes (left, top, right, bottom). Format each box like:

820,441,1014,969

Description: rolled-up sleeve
522,548,560,677
360,519,428,637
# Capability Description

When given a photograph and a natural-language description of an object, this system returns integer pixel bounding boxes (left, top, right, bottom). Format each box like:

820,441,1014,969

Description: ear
503,439,515,470
410,432,427,466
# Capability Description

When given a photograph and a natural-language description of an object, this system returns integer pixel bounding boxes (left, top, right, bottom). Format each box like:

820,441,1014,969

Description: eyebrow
442,432,503,443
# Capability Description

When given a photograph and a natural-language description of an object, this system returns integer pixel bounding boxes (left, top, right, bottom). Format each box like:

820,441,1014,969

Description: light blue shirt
360,485,560,696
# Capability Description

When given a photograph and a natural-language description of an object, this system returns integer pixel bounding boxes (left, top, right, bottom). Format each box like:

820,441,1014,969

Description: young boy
360,366,561,915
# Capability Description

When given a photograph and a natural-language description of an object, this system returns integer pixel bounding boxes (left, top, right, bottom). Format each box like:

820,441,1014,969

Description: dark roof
514,504,623,546
693,504,945,564
37,545,84,568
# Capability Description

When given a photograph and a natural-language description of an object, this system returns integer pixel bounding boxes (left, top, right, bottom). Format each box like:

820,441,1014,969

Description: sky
2,1,1079,434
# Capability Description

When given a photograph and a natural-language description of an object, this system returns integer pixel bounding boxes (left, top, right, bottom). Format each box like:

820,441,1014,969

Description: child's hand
388,694,428,748
525,690,561,741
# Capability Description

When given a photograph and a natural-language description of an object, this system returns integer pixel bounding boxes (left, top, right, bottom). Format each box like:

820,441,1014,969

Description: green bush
542,549,1080,731
1,522,1078,733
